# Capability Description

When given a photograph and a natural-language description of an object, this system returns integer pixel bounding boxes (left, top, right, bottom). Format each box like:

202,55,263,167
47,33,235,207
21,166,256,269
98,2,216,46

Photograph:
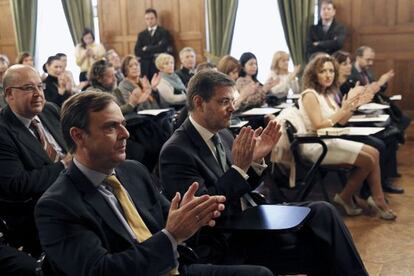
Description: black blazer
348,65,388,94
159,119,261,213
43,75,71,107
306,18,346,58
0,103,66,199
35,160,176,276
134,26,172,60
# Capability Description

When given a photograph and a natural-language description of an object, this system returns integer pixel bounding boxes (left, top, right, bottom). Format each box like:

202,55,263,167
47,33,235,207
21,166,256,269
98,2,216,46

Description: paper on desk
358,103,389,110
347,127,384,135
348,114,389,122
275,102,295,109
317,127,384,136
138,108,171,116
241,107,281,116
390,95,402,100
230,120,249,128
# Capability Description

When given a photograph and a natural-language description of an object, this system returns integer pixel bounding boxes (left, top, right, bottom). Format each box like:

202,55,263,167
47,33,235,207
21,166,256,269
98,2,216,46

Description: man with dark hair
306,0,346,58
159,70,368,275
35,91,273,276
0,64,71,271
134,8,173,80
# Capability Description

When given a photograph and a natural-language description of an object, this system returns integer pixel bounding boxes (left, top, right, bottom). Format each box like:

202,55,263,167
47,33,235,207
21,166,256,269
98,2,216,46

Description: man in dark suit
159,70,368,275
306,0,346,59
34,92,272,276
134,8,173,80
0,65,71,273
176,47,196,87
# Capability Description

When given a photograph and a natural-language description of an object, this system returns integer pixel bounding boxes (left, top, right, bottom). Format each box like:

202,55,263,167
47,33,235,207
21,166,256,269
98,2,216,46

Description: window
230,0,290,82
35,0,80,82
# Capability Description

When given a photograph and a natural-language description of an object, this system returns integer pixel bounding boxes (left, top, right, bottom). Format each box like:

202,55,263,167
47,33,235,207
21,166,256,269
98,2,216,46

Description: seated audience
299,55,396,220
217,55,256,110
0,65,71,257
349,46,411,140
306,0,346,58
267,51,300,99
16,52,34,67
175,47,196,87
75,28,106,82
86,60,151,115
115,55,164,112
333,51,403,194
159,70,368,275
56,52,86,93
236,52,277,111
43,55,73,107
105,49,124,84
155,53,187,109
35,91,273,276
0,54,10,109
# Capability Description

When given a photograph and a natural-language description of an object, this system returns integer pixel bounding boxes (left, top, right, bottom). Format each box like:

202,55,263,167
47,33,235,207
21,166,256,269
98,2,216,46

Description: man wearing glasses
0,65,71,264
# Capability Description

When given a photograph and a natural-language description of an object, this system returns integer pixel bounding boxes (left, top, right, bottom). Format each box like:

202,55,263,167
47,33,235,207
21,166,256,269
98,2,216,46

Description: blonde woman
155,53,186,108
267,51,300,99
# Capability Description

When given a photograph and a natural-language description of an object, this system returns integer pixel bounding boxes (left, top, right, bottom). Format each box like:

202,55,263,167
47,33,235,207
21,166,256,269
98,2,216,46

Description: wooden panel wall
98,0,206,64
334,0,414,114
0,0,17,63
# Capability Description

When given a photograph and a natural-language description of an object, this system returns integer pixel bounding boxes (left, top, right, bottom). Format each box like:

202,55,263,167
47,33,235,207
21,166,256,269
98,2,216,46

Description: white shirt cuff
231,165,249,180
251,159,268,176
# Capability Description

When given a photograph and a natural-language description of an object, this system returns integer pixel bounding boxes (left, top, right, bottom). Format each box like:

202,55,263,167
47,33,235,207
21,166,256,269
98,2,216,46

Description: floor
344,133,414,275
266,123,414,276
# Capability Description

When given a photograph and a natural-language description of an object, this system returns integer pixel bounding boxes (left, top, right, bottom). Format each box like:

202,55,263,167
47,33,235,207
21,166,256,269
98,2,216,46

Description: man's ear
70,127,86,148
193,95,204,111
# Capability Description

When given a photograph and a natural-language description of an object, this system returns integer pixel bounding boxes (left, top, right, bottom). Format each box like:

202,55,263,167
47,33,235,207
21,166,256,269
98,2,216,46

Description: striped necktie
30,119,59,162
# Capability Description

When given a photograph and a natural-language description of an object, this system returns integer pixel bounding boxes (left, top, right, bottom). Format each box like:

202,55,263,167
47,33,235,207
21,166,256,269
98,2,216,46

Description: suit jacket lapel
182,119,225,177
2,106,52,162
68,164,133,243
115,168,163,233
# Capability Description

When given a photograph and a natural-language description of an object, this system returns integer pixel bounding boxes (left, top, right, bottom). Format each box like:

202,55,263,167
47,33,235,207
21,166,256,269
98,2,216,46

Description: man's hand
378,69,394,87
165,182,226,244
232,127,256,172
252,120,281,162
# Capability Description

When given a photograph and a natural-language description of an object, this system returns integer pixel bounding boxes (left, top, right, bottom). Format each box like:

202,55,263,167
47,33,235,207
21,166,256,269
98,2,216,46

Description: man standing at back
306,0,346,58
134,8,173,80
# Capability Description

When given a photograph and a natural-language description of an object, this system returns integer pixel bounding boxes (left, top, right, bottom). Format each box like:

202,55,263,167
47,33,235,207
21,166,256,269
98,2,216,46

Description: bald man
0,65,71,256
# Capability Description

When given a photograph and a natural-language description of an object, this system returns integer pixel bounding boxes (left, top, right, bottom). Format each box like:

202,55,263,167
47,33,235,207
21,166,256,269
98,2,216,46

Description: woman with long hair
299,55,396,220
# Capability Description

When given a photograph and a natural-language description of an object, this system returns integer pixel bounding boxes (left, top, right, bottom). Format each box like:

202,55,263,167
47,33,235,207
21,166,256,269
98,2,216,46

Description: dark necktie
360,70,370,85
30,120,59,162
211,134,228,172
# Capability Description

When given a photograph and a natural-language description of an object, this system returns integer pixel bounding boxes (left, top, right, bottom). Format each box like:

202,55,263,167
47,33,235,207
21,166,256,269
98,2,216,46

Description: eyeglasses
8,83,46,93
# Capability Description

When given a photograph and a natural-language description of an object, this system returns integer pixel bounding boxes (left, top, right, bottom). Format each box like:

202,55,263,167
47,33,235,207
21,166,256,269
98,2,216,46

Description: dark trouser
0,245,36,276
183,264,273,276
228,202,368,276
140,58,158,81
